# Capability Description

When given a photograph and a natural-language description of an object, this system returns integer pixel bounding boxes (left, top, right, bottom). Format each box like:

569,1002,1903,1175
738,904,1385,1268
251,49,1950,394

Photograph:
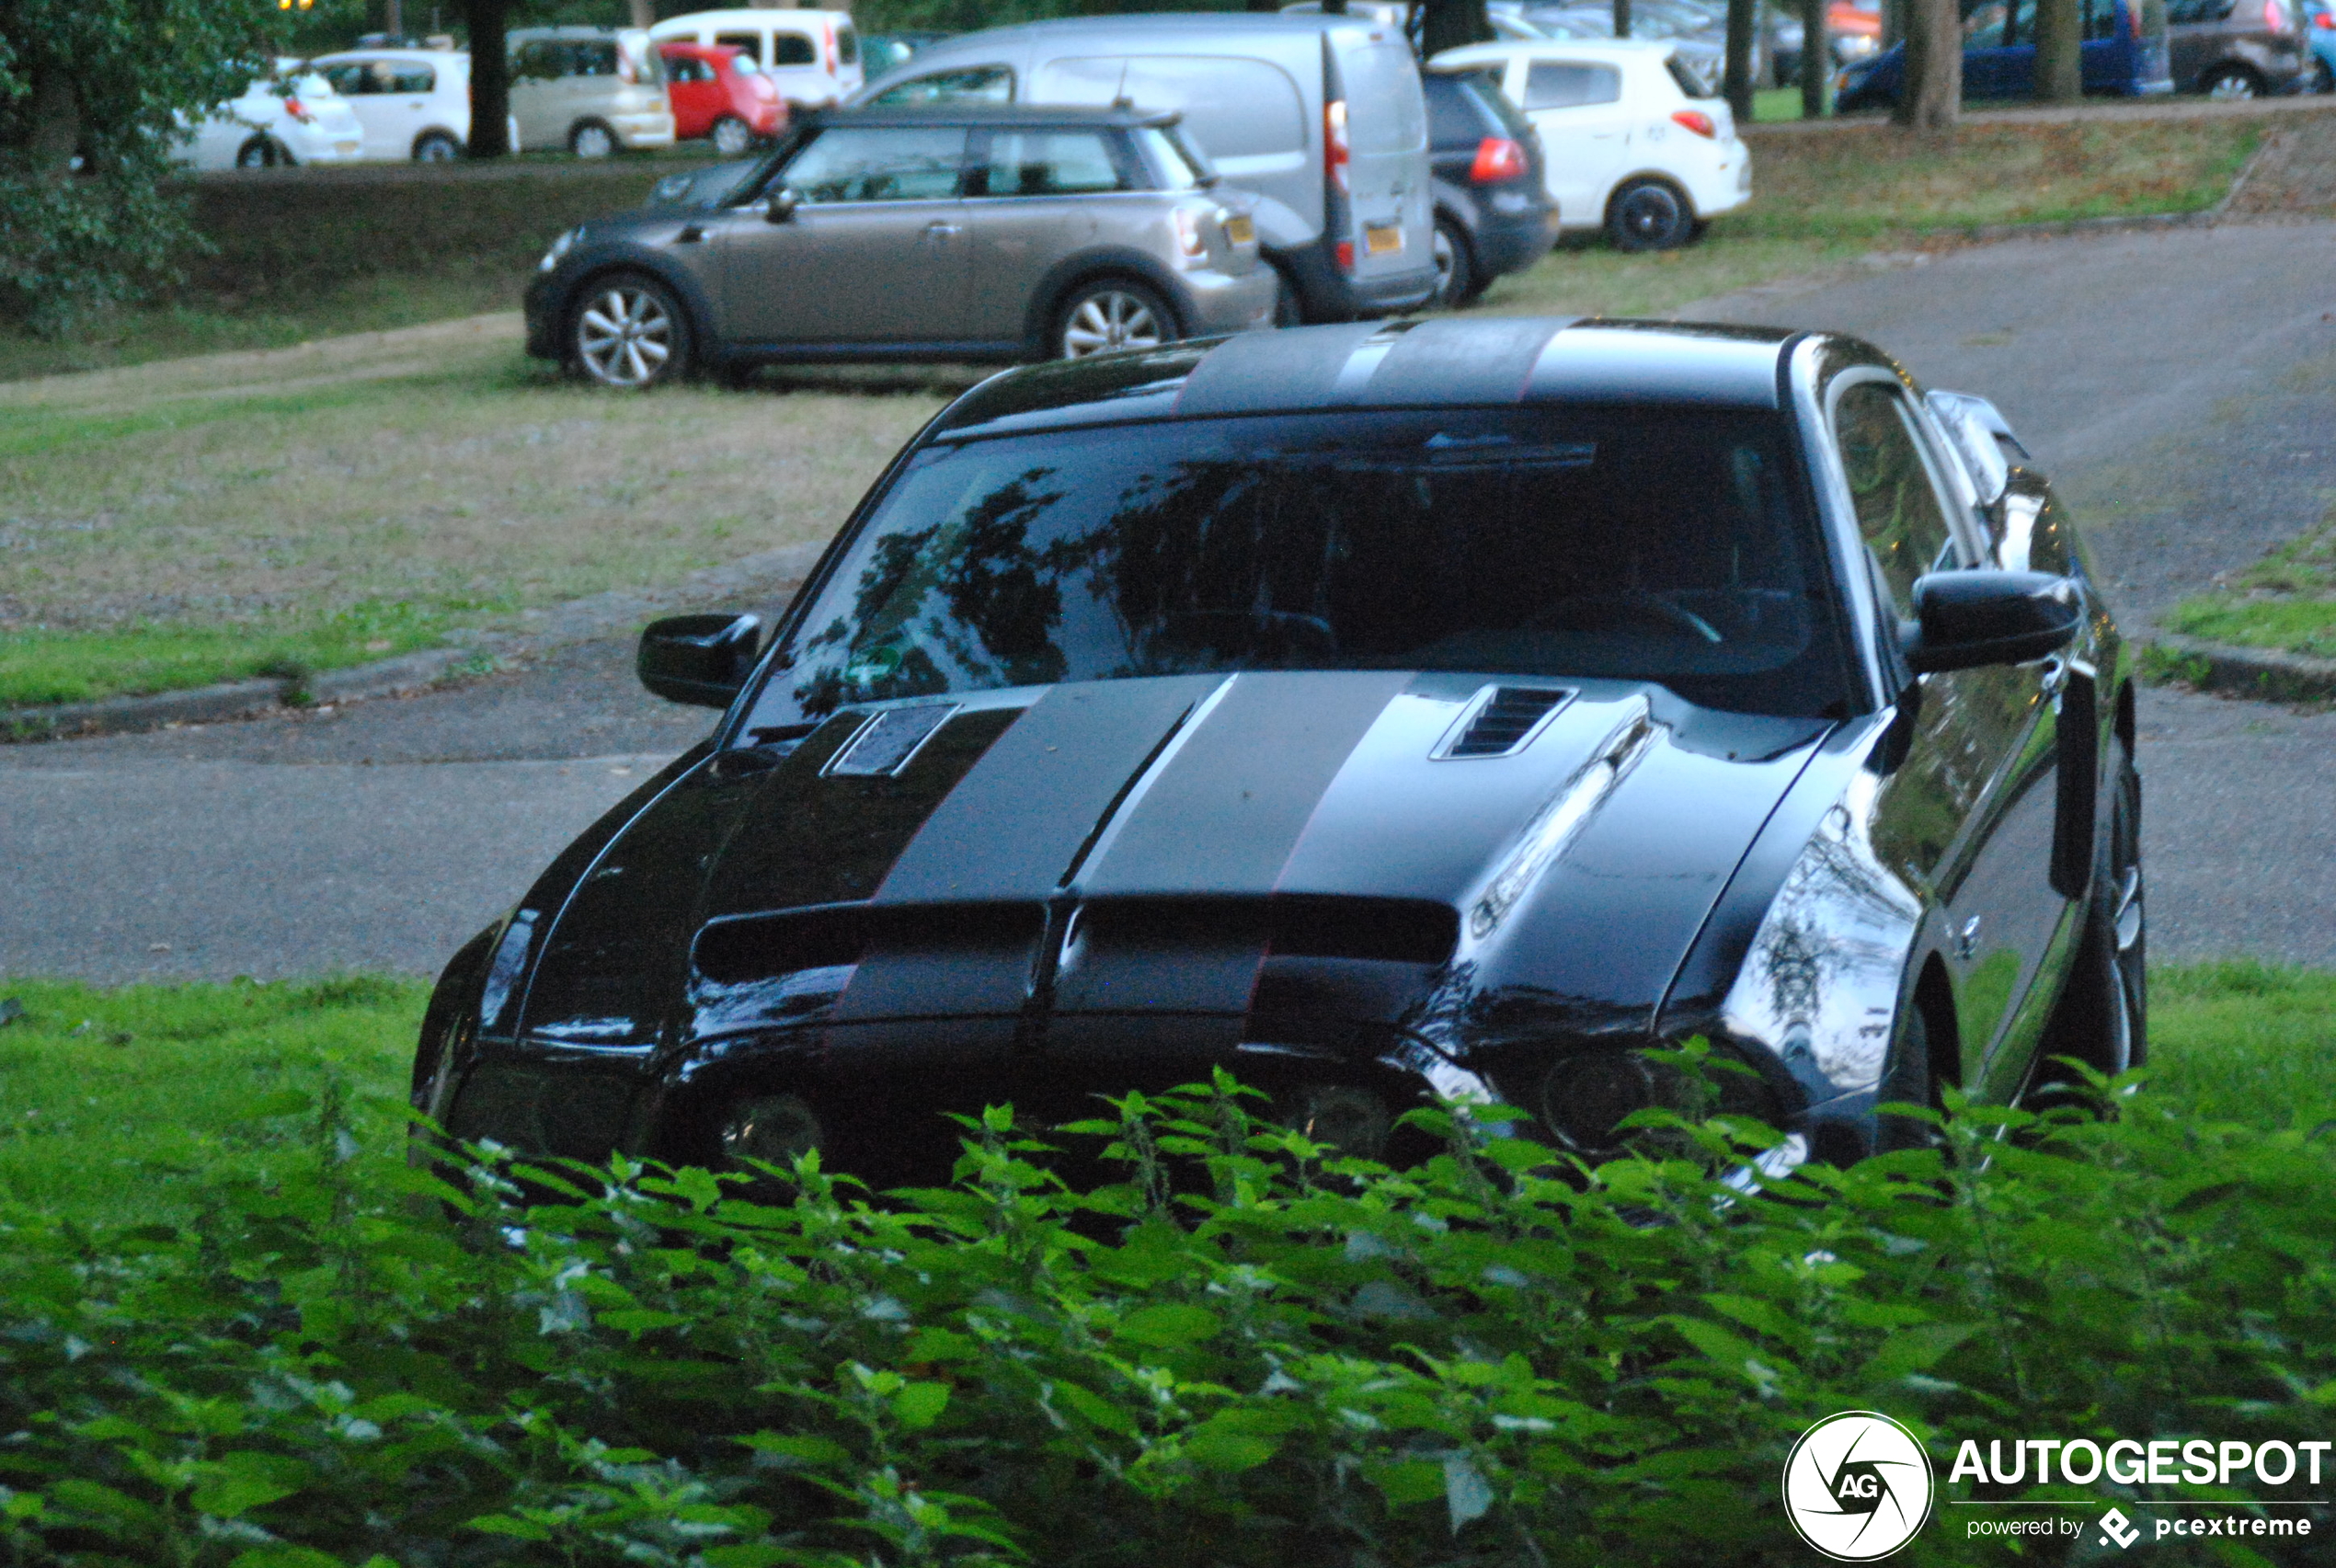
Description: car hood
506,671,1827,1068
646,158,764,211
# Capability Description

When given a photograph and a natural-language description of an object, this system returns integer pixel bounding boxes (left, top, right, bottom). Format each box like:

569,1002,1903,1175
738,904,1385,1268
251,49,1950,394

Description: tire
570,120,619,159
2039,738,2147,1091
1053,278,1176,360
2201,64,2262,99
569,273,691,389
413,131,461,162
1431,215,1478,310
235,136,278,169
1875,1000,1941,1154
710,115,754,156
1605,177,1696,252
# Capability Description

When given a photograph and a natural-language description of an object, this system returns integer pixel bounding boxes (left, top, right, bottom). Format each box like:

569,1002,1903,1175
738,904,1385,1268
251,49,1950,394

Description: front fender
547,239,722,361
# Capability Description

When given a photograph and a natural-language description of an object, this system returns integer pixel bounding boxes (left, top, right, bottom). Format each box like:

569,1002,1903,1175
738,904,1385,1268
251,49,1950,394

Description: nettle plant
0,1054,2331,1568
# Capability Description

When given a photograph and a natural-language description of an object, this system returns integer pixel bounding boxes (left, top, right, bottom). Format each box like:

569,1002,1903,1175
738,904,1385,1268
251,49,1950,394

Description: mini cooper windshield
747,406,1856,727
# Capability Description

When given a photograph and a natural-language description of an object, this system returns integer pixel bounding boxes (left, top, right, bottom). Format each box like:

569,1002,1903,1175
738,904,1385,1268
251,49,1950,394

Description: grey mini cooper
525,103,1277,387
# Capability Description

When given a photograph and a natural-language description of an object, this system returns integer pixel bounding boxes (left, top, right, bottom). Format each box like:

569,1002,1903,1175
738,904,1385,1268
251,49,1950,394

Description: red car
658,42,784,156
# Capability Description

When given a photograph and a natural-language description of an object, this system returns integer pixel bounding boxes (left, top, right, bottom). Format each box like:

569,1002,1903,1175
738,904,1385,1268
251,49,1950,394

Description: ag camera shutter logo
1782,1411,1935,1560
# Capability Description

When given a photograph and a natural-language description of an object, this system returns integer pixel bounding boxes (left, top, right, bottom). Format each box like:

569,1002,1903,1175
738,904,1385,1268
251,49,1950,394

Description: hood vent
1437,687,1573,760
827,704,960,777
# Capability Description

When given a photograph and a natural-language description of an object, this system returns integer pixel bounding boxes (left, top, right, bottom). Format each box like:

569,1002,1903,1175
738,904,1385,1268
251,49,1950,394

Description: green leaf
739,1432,853,1469
231,1548,348,1568
1049,1379,1138,1436
1184,1427,1280,1471
1862,1322,1978,1382
1366,1459,1448,1507
599,1309,688,1334
704,1547,792,1568
191,1453,309,1518
1115,1303,1223,1349
893,1381,950,1429
468,1513,555,1540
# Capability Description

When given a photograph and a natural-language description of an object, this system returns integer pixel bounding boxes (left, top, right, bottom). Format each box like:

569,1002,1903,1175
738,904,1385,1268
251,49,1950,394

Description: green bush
0,1067,2330,1566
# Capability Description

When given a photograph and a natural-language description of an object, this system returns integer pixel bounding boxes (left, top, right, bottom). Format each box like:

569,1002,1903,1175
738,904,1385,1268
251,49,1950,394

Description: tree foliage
0,0,274,331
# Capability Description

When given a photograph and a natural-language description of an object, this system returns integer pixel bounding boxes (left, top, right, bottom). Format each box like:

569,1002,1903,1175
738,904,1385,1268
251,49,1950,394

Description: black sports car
413,317,2144,1184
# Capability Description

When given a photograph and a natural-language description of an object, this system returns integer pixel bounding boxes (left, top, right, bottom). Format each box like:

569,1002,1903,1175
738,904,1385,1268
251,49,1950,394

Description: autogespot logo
1783,1412,1937,1561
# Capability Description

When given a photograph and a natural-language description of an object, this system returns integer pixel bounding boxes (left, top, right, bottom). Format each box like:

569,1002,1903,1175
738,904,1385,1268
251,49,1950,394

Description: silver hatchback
524,103,1277,387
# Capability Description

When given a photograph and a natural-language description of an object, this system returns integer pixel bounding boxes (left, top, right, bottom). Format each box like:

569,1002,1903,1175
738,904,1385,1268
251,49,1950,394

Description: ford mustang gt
412,316,2144,1184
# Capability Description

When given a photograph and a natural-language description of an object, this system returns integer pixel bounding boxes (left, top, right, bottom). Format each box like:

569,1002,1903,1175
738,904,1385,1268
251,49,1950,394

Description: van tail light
284,97,313,121
1335,238,1356,272
1469,135,1529,182
1671,109,1717,138
1325,98,1350,193
823,24,837,74
2130,0,2145,34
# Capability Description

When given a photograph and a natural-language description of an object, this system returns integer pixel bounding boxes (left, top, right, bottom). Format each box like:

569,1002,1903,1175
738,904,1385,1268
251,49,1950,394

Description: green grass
2164,516,2336,659
0,601,455,709
0,962,2321,1228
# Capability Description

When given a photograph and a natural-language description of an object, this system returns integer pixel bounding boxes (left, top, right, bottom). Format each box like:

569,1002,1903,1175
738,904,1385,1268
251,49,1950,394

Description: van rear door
1328,29,1432,295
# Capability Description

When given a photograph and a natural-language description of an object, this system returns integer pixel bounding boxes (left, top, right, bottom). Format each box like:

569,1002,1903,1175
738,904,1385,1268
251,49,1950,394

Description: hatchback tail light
1335,238,1356,272
1470,135,1529,182
2316,8,2335,24
1325,98,1350,193
1171,206,1208,260
1671,109,1717,138
284,97,313,121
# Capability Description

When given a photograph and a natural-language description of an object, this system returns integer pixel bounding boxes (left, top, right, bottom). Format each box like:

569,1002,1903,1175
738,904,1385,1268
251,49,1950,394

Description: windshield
743,408,1852,731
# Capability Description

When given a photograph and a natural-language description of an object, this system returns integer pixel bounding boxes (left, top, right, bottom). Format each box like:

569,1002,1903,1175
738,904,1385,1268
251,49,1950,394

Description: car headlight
539,228,579,273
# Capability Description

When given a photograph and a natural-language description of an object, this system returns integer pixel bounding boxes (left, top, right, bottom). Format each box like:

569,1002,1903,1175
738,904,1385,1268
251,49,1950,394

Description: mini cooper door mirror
638,612,763,707
1901,570,2081,674
764,187,800,223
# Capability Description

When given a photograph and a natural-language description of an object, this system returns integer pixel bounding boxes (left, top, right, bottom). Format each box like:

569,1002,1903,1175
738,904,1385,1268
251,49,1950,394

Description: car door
1512,57,1629,221
958,125,1128,343
1832,376,2071,1100
768,25,825,106
1959,0,2036,94
718,123,974,344
508,40,567,150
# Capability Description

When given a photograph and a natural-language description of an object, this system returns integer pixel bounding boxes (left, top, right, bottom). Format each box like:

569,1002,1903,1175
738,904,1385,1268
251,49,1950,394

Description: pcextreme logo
1782,1412,1937,1561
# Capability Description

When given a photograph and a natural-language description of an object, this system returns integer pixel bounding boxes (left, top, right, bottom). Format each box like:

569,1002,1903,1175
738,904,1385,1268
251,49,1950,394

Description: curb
2144,633,2336,704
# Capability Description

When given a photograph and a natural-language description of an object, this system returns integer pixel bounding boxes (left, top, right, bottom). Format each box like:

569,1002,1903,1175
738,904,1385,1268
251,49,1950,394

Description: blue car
1836,0,2173,109
2302,0,2336,90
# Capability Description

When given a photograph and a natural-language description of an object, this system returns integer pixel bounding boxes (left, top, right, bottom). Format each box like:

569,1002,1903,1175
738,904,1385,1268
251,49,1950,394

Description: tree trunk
386,0,404,40
1893,0,1960,129
2033,0,2083,101
464,0,513,157
1613,0,1632,38
627,0,655,26
1723,0,1758,120
1800,0,1828,114
1421,0,1494,56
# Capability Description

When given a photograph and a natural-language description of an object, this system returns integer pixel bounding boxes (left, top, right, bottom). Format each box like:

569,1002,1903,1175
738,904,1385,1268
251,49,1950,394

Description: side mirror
638,612,762,707
764,187,799,223
1901,570,2080,674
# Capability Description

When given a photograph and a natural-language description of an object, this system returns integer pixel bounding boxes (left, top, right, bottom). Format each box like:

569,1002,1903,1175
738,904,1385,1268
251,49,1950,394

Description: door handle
923,222,964,237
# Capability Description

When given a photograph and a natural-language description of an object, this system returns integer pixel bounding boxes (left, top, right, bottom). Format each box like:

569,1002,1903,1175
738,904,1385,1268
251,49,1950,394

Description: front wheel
710,115,754,156
2314,58,2334,94
2201,64,2262,99
570,120,618,159
1605,177,1696,252
1054,279,1175,359
570,274,691,389
1431,215,1478,309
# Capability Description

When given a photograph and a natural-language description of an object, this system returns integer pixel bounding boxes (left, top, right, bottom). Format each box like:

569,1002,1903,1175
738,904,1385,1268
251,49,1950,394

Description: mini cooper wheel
571,275,690,389
570,120,618,158
236,136,280,169
1431,215,1478,309
1606,177,1696,252
710,115,754,156
2202,64,2262,99
413,130,461,162
1055,279,1175,359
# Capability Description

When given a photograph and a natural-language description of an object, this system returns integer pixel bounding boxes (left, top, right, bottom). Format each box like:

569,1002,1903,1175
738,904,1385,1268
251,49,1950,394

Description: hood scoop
1435,686,1574,760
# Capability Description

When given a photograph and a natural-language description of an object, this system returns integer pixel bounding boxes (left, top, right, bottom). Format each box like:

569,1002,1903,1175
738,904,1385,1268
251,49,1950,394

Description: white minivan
649,9,864,108
311,48,494,161
1429,39,1749,250
855,14,1437,324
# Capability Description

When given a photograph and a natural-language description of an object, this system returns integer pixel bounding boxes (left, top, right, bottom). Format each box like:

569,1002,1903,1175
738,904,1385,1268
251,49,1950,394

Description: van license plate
1365,223,1403,256
1225,214,1254,245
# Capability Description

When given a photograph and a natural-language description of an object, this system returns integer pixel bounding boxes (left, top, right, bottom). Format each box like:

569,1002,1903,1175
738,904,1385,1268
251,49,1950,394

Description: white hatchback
311,49,492,161
172,62,365,170
1428,39,1749,249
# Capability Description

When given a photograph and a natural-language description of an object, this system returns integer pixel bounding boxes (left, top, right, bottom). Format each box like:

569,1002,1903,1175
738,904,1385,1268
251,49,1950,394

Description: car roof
807,101,1179,129
652,6,855,23
933,318,1801,441
912,11,1402,42
1435,38,1678,59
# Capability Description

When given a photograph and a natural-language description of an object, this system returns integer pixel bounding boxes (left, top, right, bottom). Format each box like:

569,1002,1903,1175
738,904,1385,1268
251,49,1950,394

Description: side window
782,126,968,202
1425,77,1485,147
773,32,818,67
391,64,435,93
1834,382,1959,618
837,26,859,65
715,31,762,63
1523,62,1622,109
513,41,567,80
974,130,1128,196
869,65,1014,106
322,63,367,94
1030,56,1307,164
575,41,619,77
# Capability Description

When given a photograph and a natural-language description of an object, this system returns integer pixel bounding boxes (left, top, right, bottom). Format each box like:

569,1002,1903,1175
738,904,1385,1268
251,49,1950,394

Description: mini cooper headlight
539,228,580,273
722,1093,823,1171
1539,1042,1780,1156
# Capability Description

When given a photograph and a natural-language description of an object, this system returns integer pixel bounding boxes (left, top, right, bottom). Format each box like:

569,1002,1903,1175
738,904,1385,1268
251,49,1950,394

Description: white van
855,14,1437,324
312,48,498,161
648,9,863,108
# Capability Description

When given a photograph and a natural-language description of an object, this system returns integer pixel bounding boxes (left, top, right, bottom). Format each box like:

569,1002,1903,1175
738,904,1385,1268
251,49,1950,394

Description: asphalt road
4,221,2331,982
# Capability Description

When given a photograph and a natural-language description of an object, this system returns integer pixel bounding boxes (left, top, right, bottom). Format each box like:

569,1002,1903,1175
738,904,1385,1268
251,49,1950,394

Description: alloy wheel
711,116,753,156
2205,68,2258,99
1060,289,1164,358
572,123,617,158
575,286,675,387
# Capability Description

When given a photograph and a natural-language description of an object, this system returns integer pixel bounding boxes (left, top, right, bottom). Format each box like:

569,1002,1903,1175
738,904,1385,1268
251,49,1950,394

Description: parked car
2302,0,2336,89
2167,0,2307,94
1423,65,1559,305
1769,0,1884,86
1431,40,1747,250
415,315,2143,1188
1524,6,1730,78
853,14,1438,325
173,61,364,169
649,9,865,109
311,48,499,161
507,28,676,157
862,30,951,78
526,103,1274,387
1835,0,2178,108
660,42,784,155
